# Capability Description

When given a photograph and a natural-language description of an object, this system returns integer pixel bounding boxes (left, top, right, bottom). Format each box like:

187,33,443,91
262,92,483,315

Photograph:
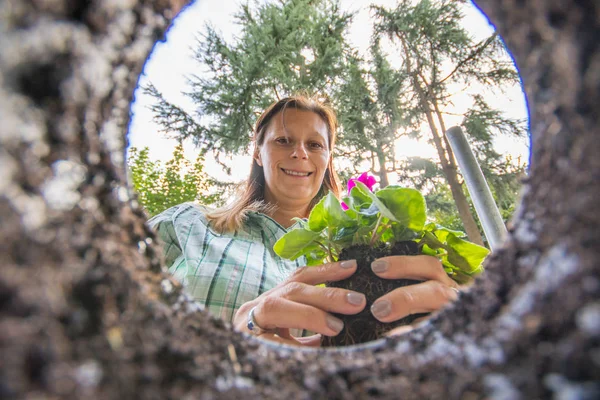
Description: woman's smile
280,168,313,178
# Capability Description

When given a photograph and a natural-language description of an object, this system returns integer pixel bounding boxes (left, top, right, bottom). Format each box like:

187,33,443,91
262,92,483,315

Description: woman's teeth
282,169,310,177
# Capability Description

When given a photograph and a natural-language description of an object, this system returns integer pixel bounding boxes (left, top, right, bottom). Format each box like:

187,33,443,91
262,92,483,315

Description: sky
127,0,529,183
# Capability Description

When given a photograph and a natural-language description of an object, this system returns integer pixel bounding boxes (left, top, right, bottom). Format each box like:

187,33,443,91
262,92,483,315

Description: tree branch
438,32,499,85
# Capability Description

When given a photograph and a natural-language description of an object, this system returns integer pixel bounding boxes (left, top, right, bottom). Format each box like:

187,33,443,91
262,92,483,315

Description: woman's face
255,108,330,210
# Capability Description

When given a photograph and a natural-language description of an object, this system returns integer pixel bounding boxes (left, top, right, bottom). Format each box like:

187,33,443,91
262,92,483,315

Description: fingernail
447,286,459,301
340,260,356,269
371,260,388,274
347,292,365,306
326,315,344,333
371,300,391,319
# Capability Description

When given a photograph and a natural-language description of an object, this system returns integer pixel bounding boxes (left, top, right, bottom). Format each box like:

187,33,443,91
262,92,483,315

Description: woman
150,95,459,347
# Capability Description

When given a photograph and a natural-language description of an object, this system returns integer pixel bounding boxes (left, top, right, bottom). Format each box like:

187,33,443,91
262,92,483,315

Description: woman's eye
310,142,325,149
275,137,290,145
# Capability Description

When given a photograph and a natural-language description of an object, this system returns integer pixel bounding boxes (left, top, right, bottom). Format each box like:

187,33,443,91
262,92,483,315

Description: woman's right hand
233,259,365,347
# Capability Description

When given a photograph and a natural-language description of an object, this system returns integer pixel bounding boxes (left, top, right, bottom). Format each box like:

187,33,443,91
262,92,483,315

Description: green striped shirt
149,203,306,325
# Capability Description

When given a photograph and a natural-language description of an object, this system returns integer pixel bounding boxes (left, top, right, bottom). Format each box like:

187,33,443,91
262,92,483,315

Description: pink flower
347,172,377,194
341,172,377,210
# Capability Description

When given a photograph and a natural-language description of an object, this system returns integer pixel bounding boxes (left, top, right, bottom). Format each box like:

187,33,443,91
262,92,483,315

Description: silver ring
247,306,272,336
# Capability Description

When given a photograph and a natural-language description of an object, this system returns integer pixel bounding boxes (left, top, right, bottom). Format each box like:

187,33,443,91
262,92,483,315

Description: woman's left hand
369,255,461,335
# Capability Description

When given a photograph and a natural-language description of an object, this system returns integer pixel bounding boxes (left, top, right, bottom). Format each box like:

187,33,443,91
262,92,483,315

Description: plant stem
315,240,334,263
369,215,384,246
370,223,391,246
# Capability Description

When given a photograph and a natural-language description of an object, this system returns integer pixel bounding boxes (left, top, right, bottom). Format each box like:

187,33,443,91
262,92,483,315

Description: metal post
445,126,507,250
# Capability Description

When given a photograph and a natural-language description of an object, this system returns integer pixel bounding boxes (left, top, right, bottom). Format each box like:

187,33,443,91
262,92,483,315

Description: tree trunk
1,1,599,399
398,34,484,245
422,101,484,245
432,99,458,170
375,146,390,188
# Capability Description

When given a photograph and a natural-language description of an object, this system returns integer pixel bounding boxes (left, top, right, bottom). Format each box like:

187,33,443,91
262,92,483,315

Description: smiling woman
148,94,464,346
255,107,335,227
203,96,342,233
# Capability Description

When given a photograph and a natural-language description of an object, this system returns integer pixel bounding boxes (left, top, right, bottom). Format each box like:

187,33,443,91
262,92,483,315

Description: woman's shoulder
148,202,214,229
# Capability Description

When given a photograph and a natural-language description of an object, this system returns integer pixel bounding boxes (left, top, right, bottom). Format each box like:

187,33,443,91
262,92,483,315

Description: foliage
334,39,414,186
371,0,527,243
145,0,354,163
145,0,528,237
128,144,226,216
399,156,526,236
274,175,488,284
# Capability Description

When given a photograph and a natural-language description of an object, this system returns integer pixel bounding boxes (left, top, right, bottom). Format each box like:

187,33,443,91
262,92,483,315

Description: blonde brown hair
206,95,342,233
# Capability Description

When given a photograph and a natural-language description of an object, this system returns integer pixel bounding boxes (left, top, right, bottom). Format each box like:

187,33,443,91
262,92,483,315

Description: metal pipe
445,126,507,250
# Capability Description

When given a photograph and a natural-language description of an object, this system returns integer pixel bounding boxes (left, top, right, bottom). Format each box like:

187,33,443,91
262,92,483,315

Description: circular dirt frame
0,0,598,399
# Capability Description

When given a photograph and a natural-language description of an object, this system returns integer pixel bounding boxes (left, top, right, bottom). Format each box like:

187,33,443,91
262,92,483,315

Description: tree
372,0,526,245
396,95,528,236
335,39,414,187
128,144,225,216
146,0,354,164
1,0,599,398
148,0,527,245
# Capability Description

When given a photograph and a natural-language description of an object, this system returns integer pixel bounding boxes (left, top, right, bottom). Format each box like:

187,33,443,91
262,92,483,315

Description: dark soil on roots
321,241,428,347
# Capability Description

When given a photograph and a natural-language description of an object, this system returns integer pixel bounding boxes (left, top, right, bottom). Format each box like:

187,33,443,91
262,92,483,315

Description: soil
321,241,429,347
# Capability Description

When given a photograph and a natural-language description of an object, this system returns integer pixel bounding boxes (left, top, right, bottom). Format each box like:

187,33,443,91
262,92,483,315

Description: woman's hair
206,94,342,233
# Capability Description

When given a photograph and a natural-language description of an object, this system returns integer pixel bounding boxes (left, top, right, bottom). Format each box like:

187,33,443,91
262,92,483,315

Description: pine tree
372,0,526,244
335,38,416,188
146,0,354,162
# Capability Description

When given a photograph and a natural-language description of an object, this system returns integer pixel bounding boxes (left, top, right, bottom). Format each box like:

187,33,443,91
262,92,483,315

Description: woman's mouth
281,168,312,177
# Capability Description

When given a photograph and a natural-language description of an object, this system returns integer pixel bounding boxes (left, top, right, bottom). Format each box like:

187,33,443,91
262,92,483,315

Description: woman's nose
291,143,309,159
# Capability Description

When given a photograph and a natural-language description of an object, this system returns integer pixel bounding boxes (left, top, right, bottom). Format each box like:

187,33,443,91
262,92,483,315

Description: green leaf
303,242,329,266
348,186,372,210
375,186,426,231
308,192,353,232
420,243,438,257
341,195,353,210
423,223,466,241
332,225,358,244
344,207,358,219
291,217,308,229
419,231,446,250
307,195,329,232
273,229,323,260
357,202,380,217
445,233,489,274
353,181,398,222
391,222,419,241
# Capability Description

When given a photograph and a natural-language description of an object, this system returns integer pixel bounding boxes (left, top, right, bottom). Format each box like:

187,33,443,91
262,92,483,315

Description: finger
286,259,358,286
384,325,414,337
411,315,431,325
272,281,366,315
257,332,304,346
272,330,322,347
371,255,459,288
296,334,322,347
233,301,260,332
254,297,344,336
275,327,292,339
370,280,459,323
383,316,431,338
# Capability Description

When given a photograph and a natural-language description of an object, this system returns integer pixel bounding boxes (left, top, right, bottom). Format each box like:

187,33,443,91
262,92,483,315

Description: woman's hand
233,260,366,347
369,255,461,336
